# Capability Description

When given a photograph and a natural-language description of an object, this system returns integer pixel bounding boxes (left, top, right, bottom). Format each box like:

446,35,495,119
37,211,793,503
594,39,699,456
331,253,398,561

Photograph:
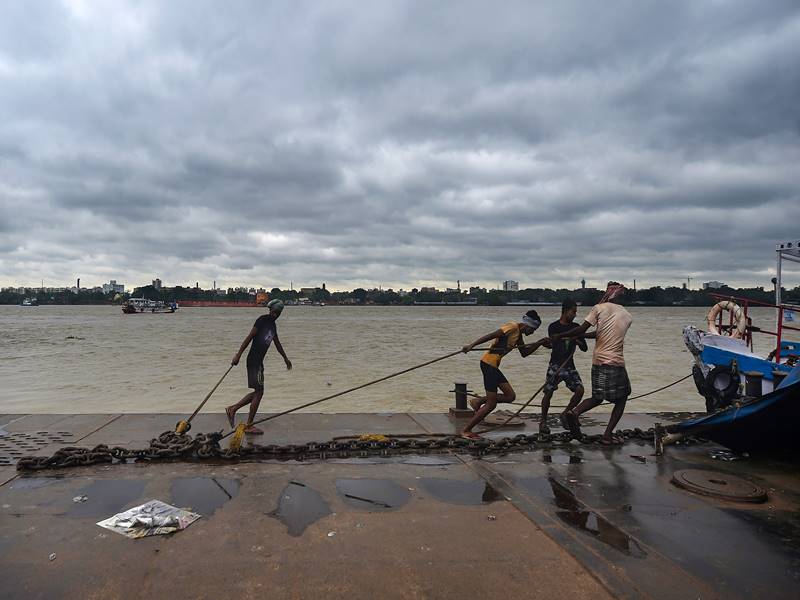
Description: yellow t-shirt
480,322,521,368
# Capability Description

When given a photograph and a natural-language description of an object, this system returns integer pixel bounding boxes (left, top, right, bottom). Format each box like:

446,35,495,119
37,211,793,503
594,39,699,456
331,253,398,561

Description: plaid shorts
543,363,583,393
591,364,631,404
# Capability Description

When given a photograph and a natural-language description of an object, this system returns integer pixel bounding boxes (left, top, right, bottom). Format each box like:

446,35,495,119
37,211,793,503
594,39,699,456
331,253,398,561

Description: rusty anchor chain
15,427,707,471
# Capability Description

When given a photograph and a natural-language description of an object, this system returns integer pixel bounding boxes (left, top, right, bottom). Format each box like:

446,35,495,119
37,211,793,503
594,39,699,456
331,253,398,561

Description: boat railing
708,293,800,362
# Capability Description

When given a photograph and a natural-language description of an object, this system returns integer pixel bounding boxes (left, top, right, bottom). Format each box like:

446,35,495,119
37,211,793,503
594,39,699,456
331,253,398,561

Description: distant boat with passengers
122,298,178,314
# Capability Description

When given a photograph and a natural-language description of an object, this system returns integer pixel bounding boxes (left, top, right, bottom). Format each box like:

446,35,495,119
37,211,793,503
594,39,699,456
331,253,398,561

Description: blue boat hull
670,367,800,453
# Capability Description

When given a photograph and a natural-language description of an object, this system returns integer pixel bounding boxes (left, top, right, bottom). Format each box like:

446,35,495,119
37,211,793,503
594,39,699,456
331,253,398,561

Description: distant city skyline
2,274,795,295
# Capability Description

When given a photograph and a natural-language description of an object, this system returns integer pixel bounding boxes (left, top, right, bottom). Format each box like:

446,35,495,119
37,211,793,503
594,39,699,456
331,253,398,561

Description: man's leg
462,391,498,437
571,394,602,417
226,391,255,427
564,393,602,436
565,384,584,413
244,389,264,433
540,389,553,433
495,382,516,404
602,398,627,442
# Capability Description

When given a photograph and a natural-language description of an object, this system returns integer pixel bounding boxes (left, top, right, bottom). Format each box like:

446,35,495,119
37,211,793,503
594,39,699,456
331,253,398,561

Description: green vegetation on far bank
2,284,799,307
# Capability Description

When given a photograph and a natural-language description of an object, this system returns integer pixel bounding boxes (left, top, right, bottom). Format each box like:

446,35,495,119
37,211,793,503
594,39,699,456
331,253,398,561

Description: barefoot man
551,282,632,445
460,310,549,439
226,299,292,434
540,298,589,435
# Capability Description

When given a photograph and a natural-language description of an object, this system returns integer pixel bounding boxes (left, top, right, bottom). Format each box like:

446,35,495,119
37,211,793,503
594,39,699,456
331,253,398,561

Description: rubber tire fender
692,365,708,397
704,364,739,412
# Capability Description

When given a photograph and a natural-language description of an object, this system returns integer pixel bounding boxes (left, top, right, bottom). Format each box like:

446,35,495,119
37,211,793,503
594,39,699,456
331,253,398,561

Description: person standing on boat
539,298,589,435
460,310,550,439
225,299,292,434
550,282,632,445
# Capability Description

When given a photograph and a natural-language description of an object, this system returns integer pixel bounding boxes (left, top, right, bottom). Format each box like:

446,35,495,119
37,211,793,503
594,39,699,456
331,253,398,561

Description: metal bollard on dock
449,382,475,417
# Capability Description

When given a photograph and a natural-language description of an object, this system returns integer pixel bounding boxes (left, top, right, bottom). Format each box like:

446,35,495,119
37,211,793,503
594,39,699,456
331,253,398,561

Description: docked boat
659,241,800,453
20,298,39,307
122,298,178,314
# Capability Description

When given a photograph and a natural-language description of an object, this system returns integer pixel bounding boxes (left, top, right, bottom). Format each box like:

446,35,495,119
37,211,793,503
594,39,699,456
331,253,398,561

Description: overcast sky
1,1,799,291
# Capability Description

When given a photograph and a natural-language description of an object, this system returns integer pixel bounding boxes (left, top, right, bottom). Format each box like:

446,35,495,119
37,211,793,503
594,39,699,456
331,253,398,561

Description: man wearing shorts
550,282,633,445
225,299,292,434
540,298,589,434
460,310,549,439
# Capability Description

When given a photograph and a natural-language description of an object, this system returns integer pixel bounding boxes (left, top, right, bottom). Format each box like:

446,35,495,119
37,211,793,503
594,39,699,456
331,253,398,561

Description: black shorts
480,361,508,393
247,360,265,391
591,364,630,404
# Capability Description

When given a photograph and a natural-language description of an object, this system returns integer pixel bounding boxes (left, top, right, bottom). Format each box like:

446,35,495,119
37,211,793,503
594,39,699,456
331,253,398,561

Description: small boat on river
122,298,178,314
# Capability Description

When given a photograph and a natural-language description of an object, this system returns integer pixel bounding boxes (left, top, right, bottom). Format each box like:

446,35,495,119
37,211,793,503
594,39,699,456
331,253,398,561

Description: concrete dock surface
1,411,798,599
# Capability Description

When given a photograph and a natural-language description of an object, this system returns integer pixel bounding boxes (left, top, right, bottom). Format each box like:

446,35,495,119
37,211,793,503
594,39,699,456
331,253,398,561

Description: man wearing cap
550,282,633,445
225,299,292,434
460,310,550,439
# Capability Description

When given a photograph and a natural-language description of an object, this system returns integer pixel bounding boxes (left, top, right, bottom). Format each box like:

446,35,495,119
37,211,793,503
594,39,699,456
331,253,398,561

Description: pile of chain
15,427,705,471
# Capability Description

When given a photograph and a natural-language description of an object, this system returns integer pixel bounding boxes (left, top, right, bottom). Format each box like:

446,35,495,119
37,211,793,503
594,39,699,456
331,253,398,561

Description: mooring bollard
449,382,474,417
743,371,763,397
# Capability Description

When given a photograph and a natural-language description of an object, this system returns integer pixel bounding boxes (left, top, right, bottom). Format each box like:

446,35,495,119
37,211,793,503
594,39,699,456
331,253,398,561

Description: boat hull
669,370,800,453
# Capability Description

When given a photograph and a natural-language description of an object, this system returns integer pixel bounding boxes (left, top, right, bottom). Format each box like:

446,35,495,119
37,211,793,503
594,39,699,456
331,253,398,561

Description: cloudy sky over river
1,1,799,290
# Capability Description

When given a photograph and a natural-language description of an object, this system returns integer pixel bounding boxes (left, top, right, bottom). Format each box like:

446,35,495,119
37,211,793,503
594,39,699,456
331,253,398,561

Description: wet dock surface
1,411,798,599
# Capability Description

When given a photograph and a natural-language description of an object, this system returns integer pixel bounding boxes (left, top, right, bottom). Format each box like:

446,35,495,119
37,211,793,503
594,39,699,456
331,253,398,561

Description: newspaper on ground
97,500,201,539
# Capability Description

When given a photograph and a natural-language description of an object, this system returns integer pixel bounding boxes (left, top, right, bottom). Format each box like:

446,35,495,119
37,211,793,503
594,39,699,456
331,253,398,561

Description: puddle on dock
170,477,240,516
336,478,410,512
9,476,66,490
419,478,503,505
270,481,331,537
400,456,454,466
326,455,454,466
549,478,646,558
66,480,146,518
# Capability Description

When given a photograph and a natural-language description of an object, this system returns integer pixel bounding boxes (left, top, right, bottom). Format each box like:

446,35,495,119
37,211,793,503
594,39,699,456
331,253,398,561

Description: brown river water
0,305,786,415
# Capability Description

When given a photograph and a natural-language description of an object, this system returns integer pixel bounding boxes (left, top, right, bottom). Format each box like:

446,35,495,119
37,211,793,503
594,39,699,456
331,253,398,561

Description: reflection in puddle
170,477,240,516
549,478,646,558
336,479,410,512
66,480,146,518
270,481,331,537
420,478,503,505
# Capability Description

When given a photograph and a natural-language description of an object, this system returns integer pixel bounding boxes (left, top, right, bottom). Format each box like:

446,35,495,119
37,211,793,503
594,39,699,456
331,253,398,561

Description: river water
0,305,787,415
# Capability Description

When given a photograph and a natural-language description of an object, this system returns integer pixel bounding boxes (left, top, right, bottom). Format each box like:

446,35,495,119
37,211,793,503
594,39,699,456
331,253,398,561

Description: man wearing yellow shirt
460,310,549,439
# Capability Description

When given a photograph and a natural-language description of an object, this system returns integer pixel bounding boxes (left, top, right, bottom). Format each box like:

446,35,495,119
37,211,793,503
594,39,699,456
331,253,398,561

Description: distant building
152,278,162,290
300,287,318,296
469,286,486,295
703,281,726,290
581,278,586,289
420,287,437,293
102,280,124,294
502,280,519,292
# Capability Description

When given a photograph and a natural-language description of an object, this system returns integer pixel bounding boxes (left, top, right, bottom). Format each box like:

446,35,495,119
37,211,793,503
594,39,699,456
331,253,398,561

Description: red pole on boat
776,308,783,364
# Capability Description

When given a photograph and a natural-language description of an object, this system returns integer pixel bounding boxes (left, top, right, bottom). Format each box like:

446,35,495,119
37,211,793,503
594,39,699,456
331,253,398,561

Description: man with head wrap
459,310,550,439
550,282,633,444
225,299,292,434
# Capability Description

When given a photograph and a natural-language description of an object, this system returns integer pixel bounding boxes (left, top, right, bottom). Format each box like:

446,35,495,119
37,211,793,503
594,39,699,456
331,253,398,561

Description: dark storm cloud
1,0,799,290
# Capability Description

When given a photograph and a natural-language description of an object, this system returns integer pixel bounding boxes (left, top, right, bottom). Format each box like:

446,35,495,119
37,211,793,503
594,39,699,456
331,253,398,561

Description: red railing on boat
708,293,800,362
